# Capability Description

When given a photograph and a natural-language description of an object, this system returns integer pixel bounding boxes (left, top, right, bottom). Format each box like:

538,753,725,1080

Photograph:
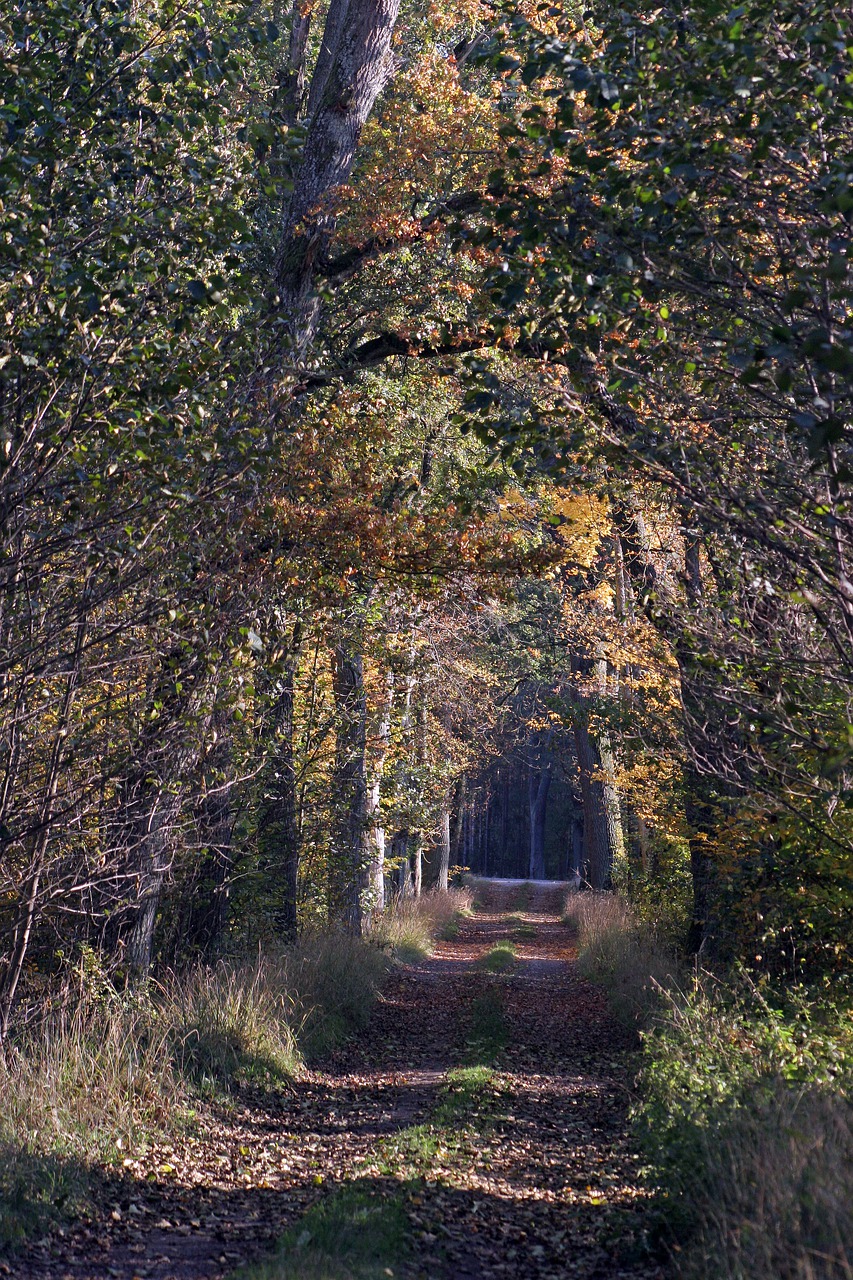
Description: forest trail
12,889,662,1280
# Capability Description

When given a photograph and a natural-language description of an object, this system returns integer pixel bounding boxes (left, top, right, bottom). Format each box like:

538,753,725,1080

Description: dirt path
10,889,662,1280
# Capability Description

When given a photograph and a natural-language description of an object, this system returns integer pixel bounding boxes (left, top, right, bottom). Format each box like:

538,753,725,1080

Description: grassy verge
0,891,470,1252
563,890,681,1026
369,888,472,963
565,891,853,1280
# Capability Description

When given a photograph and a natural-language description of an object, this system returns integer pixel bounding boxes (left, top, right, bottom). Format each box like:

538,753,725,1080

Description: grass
238,1181,409,1280
369,888,472,964
637,976,853,1280
475,941,517,973
507,915,537,941
465,986,507,1066
160,956,301,1089
0,990,179,1246
566,890,853,1280
563,889,680,1025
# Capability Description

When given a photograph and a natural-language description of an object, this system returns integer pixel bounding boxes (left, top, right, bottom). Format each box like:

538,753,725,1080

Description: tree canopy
0,0,851,1031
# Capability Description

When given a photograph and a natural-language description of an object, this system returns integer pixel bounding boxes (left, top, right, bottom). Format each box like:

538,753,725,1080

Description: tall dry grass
370,887,473,962
565,891,853,1280
562,889,681,1024
0,992,178,1245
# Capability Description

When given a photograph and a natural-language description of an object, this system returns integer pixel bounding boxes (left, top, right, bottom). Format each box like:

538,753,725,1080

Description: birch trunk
366,668,394,915
437,802,451,892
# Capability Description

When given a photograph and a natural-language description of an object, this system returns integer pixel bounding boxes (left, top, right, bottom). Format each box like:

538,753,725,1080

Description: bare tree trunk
125,792,180,980
528,733,552,880
412,832,423,897
438,800,451,892
367,667,394,915
275,0,402,354
483,794,491,876
184,769,234,959
330,641,370,934
570,657,621,890
395,830,412,896
570,807,584,882
452,772,466,865
500,769,509,872
614,495,722,950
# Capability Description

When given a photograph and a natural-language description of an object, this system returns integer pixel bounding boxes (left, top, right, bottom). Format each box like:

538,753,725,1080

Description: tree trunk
569,660,622,890
452,772,466,864
438,801,451,892
184,775,234,959
412,831,423,897
613,496,722,950
483,795,491,876
125,792,180,980
395,830,412,896
275,0,402,354
570,808,584,882
366,667,394,916
330,642,370,933
528,734,552,880
500,769,510,872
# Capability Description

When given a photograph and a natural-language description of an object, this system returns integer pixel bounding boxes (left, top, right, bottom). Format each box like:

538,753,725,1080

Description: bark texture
275,0,402,354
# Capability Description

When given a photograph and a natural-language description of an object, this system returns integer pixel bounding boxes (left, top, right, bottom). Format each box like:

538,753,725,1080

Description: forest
0,1,850,1278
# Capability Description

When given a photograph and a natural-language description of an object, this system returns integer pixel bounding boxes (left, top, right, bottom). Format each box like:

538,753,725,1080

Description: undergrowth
369,887,472,963
563,890,681,1024
566,890,853,1280
0,891,468,1251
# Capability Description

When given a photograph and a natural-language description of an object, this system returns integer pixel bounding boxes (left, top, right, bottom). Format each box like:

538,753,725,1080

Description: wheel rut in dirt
8,890,661,1280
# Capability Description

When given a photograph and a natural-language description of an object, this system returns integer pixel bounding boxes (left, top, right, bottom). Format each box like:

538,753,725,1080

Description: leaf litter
5,887,662,1280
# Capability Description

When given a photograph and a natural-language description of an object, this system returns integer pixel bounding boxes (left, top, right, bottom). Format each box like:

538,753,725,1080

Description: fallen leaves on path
7,896,663,1280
